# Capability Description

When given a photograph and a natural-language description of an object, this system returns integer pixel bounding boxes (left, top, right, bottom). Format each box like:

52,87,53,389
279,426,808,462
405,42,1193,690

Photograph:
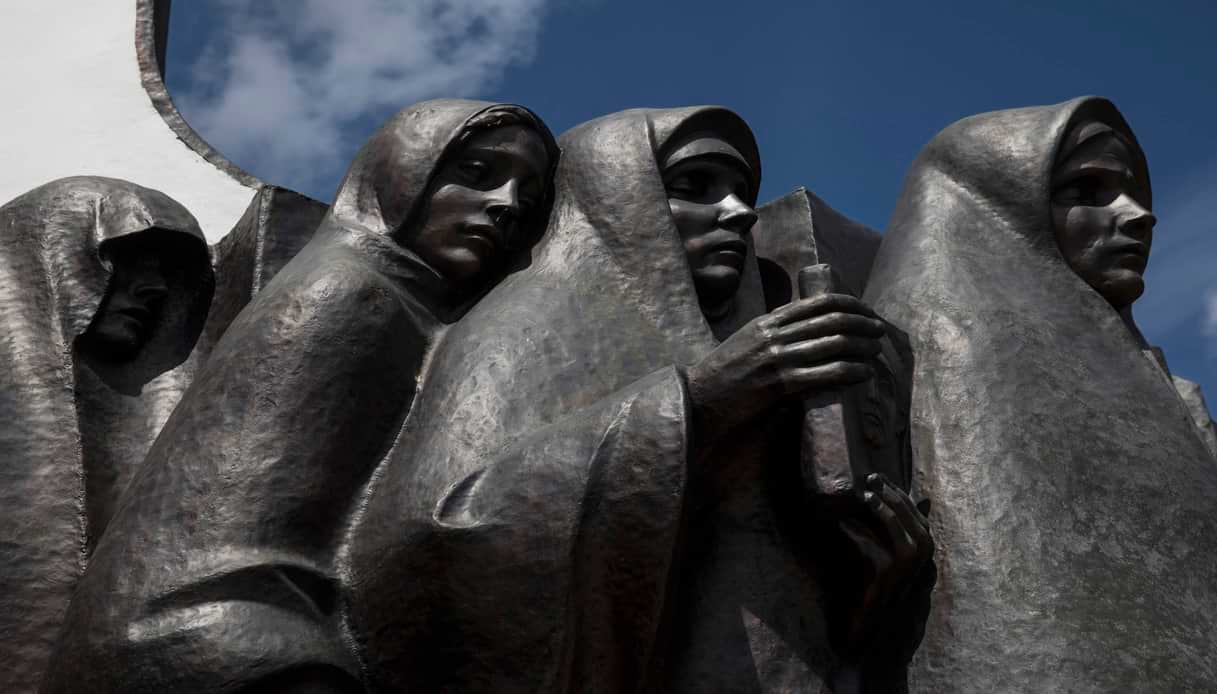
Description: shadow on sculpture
864,96,1217,692
0,176,211,693
42,100,558,694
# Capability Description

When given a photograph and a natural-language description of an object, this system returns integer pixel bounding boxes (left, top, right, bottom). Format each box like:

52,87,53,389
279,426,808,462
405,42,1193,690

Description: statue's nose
1117,195,1155,243
718,194,758,235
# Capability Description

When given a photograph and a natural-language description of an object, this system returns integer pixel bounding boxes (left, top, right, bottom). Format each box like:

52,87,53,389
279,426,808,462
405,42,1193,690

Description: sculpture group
2,96,1215,693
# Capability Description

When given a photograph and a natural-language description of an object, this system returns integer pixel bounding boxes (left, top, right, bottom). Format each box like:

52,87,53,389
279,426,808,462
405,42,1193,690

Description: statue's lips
704,238,748,270
460,225,503,257
1109,242,1149,271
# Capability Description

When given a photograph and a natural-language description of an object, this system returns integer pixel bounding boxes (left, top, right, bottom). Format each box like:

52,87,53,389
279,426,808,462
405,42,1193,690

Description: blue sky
167,0,1217,403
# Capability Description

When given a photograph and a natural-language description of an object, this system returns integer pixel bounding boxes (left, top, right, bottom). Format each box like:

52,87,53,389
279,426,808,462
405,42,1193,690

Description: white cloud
179,0,549,195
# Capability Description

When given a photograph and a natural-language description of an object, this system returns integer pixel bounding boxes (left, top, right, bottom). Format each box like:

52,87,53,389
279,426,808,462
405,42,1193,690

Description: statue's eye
456,159,490,185
1074,177,1103,205
666,172,708,200
1055,175,1103,206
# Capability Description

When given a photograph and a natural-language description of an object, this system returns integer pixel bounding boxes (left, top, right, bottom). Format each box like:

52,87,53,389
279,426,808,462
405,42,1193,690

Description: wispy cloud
179,0,550,196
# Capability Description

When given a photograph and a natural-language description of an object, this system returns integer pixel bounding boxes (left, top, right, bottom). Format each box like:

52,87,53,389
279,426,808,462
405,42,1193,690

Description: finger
863,490,915,554
770,294,880,326
776,335,882,366
782,361,873,394
774,312,887,344
867,474,930,535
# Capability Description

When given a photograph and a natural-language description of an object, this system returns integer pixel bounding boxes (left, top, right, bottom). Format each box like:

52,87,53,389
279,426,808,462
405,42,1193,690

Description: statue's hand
837,473,934,662
684,293,885,443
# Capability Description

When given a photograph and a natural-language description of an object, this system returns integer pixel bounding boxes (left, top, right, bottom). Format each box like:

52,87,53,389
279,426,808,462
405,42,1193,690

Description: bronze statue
864,96,1217,692
0,176,211,693
43,100,557,693
38,90,1214,691
346,106,931,692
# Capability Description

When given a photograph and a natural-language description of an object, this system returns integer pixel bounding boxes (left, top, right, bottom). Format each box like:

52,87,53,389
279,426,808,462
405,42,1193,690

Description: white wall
0,2,257,242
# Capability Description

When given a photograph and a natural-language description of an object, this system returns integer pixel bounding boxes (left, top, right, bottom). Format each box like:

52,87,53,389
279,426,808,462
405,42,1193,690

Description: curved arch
135,0,264,189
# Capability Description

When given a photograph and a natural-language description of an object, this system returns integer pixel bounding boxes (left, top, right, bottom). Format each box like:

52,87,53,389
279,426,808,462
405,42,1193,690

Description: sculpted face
857,341,912,488
860,357,901,448
1051,121,1155,309
410,124,550,287
662,135,759,318
83,236,171,361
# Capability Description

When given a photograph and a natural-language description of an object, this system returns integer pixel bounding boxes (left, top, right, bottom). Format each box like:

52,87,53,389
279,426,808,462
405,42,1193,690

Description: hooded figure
864,96,1217,691
0,176,211,693
346,107,929,693
43,100,558,694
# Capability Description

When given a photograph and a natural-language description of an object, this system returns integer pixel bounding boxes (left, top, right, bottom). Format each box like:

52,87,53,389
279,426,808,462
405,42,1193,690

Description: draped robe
864,97,1217,692
0,176,211,693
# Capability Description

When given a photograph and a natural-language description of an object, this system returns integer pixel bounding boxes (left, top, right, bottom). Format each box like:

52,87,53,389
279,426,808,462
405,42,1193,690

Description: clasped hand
685,292,886,440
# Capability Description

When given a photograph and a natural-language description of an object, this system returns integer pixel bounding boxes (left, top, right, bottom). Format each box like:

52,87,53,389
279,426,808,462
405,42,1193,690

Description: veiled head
409,122,551,287
328,99,558,299
0,177,212,373
81,234,175,360
660,132,759,318
1051,120,1155,309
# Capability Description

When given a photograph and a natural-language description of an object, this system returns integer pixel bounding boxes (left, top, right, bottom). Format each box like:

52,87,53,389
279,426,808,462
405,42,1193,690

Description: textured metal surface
753,187,883,300
43,100,558,694
198,185,329,359
864,96,1217,692
0,176,211,693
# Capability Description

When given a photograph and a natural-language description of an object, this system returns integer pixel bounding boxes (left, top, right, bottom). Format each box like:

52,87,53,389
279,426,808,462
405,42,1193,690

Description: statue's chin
1097,271,1144,310
694,268,741,320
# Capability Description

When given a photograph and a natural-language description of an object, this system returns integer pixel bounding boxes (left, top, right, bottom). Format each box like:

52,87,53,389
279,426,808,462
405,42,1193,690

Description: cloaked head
660,132,759,319
1051,119,1155,309
80,233,181,361
328,100,558,302
408,122,552,288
